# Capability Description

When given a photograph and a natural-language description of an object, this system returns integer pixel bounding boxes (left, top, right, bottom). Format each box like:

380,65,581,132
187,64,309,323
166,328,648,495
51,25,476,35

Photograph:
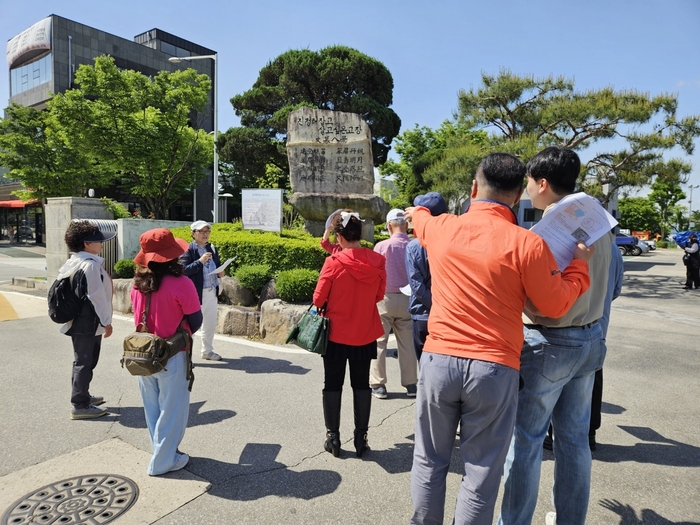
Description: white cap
386,209,406,223
190,220,211,231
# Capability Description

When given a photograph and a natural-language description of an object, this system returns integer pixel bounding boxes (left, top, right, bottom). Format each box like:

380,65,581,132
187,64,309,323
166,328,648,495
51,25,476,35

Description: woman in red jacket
313,210,386,458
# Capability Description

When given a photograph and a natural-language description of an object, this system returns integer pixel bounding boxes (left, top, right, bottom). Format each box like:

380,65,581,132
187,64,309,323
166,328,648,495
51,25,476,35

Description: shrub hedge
114,258,135,279
234,265,273,295
276,269,319,303
170,225,329,276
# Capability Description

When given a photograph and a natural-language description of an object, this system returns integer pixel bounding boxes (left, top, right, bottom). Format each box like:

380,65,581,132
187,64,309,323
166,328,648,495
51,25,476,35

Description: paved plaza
0,247,698,524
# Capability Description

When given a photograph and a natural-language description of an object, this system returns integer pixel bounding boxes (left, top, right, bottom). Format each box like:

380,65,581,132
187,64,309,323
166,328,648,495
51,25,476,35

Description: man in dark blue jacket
404,192,447,362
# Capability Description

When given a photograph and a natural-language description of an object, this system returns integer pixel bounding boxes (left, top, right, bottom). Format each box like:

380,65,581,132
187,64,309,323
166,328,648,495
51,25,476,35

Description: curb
12,277,48,290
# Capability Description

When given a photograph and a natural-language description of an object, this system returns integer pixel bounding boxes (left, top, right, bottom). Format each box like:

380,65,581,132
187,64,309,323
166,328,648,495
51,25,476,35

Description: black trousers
685,265,700,288
589,368,603,435
323,356,372,392
71,335,102,408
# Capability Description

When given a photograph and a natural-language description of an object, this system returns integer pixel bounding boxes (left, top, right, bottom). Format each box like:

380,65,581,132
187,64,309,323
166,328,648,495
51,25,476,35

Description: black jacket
180,241,222,304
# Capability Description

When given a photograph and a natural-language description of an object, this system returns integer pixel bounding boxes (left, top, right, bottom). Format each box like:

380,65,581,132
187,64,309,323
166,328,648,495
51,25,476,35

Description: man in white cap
180,220,225,361
371,209,418,399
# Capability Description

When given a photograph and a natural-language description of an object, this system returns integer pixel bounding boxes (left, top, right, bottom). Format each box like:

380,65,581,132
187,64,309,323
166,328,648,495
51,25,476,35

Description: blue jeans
499,323,606,525
138,351,191,475
411,353,519,525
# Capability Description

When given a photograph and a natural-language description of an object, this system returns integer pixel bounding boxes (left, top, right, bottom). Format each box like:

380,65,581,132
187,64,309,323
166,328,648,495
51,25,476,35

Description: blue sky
2,0,700,198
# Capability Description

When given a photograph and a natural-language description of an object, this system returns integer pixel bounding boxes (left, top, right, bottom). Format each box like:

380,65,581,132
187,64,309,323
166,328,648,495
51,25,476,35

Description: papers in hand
531,192,618,271
208,258,235,276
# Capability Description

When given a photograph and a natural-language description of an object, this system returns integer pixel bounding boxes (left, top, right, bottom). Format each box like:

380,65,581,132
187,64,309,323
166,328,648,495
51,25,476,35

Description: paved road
0,249,698,524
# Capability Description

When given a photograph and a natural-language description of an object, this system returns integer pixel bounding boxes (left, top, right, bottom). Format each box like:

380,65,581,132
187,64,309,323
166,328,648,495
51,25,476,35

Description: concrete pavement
0,249,698,524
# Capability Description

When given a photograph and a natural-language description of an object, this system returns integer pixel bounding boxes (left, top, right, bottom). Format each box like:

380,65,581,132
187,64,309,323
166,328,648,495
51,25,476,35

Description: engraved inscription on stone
287,108,374,194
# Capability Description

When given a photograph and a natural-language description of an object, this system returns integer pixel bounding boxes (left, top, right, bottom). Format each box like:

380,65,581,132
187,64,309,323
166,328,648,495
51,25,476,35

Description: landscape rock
217,305,260,337
260,299,309,344
219,276,256,307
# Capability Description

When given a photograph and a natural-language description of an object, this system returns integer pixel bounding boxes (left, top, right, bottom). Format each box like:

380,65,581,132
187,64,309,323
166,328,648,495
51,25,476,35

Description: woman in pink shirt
131,228,203,476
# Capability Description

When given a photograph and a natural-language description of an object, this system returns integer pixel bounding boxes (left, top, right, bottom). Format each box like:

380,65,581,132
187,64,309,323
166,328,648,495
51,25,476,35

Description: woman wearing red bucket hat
131,228,203,475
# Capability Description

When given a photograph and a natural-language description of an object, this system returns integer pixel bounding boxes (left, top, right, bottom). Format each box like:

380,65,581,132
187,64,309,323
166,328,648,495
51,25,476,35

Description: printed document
208,258,235,276
531,192,618,270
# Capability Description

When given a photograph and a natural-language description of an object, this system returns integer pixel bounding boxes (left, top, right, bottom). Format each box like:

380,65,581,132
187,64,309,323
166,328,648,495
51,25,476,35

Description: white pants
200,287,218,355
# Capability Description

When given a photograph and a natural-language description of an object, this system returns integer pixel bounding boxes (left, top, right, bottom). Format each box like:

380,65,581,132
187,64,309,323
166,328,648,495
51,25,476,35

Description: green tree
435,69,700,205
0,103,110,199
618,197,661,234
379,121,488,206
219,46,401,189
49,56,213,219
690,210,700,230
649,173,688,238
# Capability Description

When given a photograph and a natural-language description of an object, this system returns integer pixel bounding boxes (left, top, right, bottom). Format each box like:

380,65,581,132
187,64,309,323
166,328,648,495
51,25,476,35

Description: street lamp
220,192,233,223
688,184,699,229
169,53,219,222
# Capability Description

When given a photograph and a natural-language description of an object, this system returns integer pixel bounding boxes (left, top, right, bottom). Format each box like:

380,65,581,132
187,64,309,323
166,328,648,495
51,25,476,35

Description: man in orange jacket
404,152,594,525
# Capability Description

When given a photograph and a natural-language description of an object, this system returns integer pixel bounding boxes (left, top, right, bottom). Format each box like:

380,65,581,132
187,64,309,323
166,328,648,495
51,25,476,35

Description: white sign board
241,189,283,232
7,17,52,67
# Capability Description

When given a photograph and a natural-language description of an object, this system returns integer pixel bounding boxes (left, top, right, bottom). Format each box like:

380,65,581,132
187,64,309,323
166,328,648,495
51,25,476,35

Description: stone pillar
46,197,113,284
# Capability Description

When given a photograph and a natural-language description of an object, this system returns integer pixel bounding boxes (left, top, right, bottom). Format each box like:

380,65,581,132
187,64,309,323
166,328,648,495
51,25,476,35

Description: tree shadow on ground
600,499,700,525
366,433,465,477
117,400,235,429
594,426,700,467
194,355,310,375
191,443,342,500
601,401,626,415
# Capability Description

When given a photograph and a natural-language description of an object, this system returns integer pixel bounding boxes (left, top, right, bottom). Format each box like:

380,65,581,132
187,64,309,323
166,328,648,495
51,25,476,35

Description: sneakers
90,395,105,406
406,384,417,397
201,351,222,361
170,453,189,472
371,386,388,399
545,511,556,525
71,404,107,420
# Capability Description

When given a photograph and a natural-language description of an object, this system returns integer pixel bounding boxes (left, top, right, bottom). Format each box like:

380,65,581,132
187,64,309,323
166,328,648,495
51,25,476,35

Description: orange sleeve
522,240,590,319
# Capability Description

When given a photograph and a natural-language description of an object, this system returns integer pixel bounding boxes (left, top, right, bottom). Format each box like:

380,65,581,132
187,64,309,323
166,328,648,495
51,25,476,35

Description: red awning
0,199,39,208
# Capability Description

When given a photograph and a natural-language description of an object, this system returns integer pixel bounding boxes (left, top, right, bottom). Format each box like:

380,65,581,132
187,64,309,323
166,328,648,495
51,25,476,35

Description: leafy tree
618,197,661,234
649,173,688,238
0,103,110,199
690,210,700,230
219,46,401,189
433,69,700,205
379,121,488,207
49,56,213,218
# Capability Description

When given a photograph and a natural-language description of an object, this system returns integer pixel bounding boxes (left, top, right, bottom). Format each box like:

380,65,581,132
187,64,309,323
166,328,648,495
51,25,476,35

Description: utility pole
689,184,699,230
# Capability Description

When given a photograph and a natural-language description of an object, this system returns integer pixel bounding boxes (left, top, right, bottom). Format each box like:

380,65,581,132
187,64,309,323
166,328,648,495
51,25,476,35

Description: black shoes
354,430,369,458
324,432,341,457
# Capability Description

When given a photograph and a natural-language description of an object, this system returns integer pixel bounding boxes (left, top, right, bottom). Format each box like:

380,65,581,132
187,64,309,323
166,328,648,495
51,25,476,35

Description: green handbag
286,305,329,356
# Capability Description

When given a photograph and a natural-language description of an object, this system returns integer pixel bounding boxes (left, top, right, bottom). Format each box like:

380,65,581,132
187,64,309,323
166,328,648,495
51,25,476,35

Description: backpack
48,275,85,324
121,293,195,391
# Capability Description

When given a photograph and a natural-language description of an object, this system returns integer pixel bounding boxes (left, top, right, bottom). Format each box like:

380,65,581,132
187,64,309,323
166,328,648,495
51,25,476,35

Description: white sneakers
201,351,221,361
170,453,190,472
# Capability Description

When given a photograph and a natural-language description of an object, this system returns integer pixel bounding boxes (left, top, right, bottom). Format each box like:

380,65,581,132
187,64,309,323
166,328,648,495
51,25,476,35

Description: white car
636,240,650,253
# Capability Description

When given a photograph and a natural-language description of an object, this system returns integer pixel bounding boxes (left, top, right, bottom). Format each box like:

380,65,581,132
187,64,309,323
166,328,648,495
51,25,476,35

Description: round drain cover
2,474,138,525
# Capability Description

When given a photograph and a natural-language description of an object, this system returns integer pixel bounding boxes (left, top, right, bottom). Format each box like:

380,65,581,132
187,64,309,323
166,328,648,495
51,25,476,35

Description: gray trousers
411,352,519,525
71,335,102,408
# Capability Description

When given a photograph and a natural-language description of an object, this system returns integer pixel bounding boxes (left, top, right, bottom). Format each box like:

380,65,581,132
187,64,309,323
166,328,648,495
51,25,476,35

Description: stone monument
286,107,389,240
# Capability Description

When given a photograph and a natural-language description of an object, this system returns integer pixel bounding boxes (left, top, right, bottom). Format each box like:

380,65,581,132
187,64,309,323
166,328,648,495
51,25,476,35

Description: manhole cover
2,474,138,525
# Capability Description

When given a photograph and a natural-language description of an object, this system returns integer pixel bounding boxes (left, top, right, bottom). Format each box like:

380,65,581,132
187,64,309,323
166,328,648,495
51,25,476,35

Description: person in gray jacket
405,192,447,362
57,221,116,420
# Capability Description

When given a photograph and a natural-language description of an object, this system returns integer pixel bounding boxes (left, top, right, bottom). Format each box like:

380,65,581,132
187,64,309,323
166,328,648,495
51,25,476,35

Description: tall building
3,14,216,243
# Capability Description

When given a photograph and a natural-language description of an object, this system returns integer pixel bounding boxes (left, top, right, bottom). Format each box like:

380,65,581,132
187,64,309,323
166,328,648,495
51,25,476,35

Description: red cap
134,228,189,267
